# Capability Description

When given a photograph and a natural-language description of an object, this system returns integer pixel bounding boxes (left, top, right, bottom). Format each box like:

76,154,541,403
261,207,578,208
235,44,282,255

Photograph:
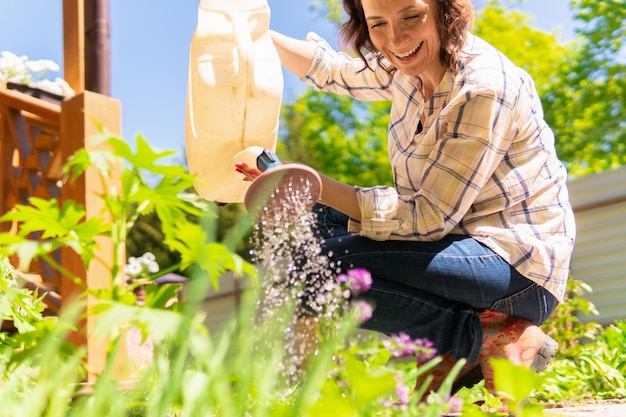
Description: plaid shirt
303,33,576,302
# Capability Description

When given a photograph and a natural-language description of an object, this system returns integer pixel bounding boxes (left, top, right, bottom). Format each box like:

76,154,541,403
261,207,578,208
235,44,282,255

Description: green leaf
118,134,178,176
492,358,547,416
312,378,359,417
342,353,398,408
91,300,183,344
145,283,182,310
0,198,107,268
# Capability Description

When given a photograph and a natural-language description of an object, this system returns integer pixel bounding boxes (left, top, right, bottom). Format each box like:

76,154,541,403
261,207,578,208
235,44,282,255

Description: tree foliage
543,0,626,176
279,89,392,187
471,0,626,177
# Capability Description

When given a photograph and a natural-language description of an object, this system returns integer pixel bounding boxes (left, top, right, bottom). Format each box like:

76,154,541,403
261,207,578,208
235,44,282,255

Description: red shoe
477,310,557,392
417,310,558,395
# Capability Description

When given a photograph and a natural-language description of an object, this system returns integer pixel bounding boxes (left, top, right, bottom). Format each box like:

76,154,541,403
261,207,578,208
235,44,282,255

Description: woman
240,0,576,394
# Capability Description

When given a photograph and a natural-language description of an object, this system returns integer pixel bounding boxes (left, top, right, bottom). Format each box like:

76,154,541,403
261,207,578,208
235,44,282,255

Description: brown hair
340,0,474,73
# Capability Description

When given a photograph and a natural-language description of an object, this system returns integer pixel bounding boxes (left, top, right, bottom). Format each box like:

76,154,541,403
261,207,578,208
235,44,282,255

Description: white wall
568,165,626,325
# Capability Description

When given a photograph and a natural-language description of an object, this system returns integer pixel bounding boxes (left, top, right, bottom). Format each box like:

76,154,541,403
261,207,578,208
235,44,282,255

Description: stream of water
249,173,343,381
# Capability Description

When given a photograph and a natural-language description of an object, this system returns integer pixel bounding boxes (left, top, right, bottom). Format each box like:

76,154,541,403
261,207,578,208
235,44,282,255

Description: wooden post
63,0,86,93
60,91,122,382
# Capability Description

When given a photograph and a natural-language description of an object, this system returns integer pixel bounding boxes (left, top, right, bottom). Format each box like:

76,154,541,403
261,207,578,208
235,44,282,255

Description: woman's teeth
395,41,423,59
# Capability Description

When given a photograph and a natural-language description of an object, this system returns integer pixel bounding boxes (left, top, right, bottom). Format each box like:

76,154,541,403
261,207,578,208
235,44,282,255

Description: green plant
542,276,603,355
0,132,587,416
0,132,254,302
1,251,469,417
0,258,45,334
532,278,626,403
536,320,626,403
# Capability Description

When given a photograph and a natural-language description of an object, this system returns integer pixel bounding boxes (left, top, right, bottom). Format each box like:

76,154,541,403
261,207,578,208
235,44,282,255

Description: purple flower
337,268,373,297
394,380,411,405
382,333,438,360
351,300,373,323
414,338,437,363
383,332,416,357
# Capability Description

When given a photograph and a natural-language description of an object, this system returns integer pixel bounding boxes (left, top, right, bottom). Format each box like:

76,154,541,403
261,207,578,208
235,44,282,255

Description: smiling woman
262,0,576,406
364,2,440,71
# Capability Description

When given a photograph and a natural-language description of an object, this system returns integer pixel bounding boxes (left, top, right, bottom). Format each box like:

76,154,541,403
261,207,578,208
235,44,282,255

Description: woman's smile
392,41,424,61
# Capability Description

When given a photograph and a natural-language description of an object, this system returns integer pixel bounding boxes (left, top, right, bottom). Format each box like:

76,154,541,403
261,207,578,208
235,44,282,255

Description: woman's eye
405,14,421,20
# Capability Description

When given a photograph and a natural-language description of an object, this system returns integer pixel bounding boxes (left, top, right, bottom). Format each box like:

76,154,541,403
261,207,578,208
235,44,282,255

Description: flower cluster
336,268,373,297
124,252,160,281
381,376,412,408
336,268,374,323
382,332,437,361
0,51,75,97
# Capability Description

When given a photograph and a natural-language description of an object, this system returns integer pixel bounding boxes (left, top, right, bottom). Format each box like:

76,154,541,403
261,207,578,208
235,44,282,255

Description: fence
0,83,123,381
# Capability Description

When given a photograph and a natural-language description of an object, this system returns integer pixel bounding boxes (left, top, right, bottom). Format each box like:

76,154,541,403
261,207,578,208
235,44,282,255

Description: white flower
125,260,143,276
142,252,156,262
25,59,59,74
1,50,74,97
125,252,160,280
0,51,29,83
147,262,160,274
33,78,75,97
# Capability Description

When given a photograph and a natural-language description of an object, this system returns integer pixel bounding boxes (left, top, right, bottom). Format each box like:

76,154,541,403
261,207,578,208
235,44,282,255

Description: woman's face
361,0,441,77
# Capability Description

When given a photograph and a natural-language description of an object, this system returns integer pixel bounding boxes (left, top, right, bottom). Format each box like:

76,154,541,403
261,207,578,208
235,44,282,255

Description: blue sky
1,0,576,163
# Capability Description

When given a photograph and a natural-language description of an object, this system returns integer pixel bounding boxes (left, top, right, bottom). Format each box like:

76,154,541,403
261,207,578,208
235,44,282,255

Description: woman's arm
318,173,361,220
267,32,364,220
270,30,318,78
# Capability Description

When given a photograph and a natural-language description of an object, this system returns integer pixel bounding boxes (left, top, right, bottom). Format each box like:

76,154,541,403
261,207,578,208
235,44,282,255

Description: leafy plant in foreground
0,132,598,416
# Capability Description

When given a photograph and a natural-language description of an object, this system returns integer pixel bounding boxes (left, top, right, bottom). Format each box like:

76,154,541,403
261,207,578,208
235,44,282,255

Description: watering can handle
232,15,254,143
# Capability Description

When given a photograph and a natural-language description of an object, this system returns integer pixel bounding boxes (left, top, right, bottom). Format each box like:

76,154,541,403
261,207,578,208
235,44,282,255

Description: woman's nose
390,24,407,45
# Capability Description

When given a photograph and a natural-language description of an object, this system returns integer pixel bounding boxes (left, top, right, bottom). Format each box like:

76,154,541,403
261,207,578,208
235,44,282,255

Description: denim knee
488,284,559,325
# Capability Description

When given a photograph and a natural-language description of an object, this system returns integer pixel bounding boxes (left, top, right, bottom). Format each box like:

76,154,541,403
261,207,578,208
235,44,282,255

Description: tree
541,0,626,176
472,2,569,98
280,89,392,187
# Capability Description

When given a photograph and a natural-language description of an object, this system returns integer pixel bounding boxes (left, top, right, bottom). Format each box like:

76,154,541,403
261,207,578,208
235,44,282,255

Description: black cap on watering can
256,149,283,172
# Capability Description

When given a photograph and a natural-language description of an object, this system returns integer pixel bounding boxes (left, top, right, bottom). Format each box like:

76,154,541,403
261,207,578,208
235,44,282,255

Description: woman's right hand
235,162,262,182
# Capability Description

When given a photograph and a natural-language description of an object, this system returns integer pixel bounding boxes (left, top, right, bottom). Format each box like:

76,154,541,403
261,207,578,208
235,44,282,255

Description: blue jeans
314,204,558,364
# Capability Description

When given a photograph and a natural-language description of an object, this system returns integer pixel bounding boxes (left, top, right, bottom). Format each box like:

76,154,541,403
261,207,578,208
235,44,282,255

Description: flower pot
6,81,65,105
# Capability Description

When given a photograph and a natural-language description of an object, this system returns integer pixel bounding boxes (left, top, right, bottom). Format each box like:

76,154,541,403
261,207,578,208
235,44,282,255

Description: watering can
185,0,284,204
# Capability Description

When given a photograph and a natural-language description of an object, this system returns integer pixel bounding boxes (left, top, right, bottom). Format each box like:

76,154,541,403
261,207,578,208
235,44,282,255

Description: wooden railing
0,83,123,382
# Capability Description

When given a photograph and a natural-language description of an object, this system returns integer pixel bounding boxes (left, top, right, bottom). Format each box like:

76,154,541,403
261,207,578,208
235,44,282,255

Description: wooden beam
63,0,86,93
60,91,122,382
